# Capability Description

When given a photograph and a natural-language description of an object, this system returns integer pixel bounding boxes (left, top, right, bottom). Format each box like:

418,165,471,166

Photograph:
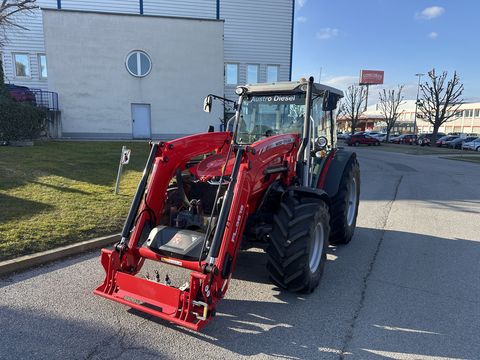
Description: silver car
462,138,480,151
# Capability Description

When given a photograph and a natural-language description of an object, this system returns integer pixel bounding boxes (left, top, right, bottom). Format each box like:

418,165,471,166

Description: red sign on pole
359,70,384,85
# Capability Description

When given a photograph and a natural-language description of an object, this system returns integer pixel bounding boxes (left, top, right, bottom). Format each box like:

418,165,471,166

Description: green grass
0,141,150,261
349,142,465,155
441,155,480,164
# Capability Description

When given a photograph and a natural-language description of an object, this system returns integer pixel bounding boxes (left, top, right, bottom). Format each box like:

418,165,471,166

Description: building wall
220,0,294,100
416,102,480,134
0,0,56,90
1,0,293,98
42,10,224,138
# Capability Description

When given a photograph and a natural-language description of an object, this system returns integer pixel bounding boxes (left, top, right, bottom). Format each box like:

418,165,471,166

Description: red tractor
94,77,360,330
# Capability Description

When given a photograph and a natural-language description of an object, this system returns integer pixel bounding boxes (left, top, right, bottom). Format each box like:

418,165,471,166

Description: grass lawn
441,155,480,164
0,141,150,261
344,142,466,155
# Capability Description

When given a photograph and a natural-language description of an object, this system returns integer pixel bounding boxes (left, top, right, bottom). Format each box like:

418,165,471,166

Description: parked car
5,84,36,103
373,133,388,142
388,135,401,143
347,134,381,146
447,137,478,149
462,138,480,151
436,135,459,147
417,133,447,146
388,134,416,144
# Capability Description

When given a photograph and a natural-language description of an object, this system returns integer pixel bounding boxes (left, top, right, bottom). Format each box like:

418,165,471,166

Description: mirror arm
206,94,237,105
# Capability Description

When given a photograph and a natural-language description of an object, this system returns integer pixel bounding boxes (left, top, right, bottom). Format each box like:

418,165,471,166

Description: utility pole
363,84,370,112
413,73,424,134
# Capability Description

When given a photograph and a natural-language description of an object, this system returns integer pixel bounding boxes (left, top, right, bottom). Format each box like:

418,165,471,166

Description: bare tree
342,85,367,134
0,0,38,47
378,85,405,141
334,99,345,130
418,69,463,144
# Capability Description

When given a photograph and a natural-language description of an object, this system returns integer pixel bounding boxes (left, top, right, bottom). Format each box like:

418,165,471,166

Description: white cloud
416,6,445,20
316,28,340,40
296,0,307,8
323,76,358,90
296,16,307,23
428,31,438,39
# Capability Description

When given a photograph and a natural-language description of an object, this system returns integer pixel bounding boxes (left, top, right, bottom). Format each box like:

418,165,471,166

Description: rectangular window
225,63,238,85
266,65,279,83
38,54,47,79
247,64,258,84
14,53,31,77
454,110,463,118
464,109,473,118
475,109,480,118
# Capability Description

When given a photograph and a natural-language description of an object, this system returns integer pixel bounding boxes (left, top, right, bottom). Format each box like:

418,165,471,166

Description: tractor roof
241,81,344,98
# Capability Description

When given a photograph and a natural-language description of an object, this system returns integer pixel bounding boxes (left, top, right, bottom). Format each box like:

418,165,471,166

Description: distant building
1,0,294,139
338,100,480,135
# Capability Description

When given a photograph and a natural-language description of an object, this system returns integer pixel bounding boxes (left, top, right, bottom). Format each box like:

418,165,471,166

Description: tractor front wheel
329,157,360,245
266,195,330,293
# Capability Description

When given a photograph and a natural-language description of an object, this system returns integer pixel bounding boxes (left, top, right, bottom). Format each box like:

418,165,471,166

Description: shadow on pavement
0,306,164,360
127,227,479,359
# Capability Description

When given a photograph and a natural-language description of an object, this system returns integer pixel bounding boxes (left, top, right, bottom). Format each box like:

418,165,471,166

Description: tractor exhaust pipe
297,76,314,187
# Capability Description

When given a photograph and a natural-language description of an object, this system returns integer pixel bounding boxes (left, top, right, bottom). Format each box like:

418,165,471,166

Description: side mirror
203,95,212,113
323,91,338,111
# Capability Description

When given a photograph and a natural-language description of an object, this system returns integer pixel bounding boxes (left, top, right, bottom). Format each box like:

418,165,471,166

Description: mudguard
285,185,330,205
323,148,357,198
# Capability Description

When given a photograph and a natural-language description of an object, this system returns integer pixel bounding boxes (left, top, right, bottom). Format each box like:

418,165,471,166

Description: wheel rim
346,177,358,227
309,223,324,273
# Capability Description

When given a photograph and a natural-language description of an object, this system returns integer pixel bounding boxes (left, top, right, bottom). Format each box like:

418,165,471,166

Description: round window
125,50,152,77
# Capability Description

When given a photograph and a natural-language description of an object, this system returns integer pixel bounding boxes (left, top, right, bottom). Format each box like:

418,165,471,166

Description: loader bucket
94,248,210,331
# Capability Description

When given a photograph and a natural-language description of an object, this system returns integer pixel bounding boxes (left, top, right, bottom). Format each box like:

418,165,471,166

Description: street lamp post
413,73,424,134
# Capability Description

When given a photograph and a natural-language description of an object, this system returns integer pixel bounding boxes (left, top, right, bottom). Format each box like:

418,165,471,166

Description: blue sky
292,0,480,102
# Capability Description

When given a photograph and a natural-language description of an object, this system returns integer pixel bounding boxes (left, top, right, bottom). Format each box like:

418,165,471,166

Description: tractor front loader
94,77,360,330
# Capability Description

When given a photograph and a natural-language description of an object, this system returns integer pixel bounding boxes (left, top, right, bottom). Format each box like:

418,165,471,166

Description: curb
0,233,121,277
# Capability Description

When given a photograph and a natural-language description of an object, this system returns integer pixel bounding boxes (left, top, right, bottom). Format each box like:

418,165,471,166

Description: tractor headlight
235,87,247,96
315,136,328,150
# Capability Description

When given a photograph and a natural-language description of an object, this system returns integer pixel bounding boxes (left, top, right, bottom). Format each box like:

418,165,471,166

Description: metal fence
31,89,59,112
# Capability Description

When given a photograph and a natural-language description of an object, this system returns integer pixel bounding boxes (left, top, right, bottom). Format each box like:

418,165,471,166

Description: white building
362,100,480,134
1,0,294,139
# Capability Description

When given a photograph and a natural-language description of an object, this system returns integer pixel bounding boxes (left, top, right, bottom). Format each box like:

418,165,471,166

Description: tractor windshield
237,93,329,145
237,93,306,144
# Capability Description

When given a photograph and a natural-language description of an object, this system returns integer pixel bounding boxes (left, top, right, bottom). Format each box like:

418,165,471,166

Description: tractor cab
234,81,343,150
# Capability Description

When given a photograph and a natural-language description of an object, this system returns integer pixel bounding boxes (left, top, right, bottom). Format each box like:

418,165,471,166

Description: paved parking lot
1,148,479,360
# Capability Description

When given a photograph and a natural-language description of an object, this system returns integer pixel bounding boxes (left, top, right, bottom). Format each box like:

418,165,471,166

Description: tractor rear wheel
329,157,360,245
266,195,330,293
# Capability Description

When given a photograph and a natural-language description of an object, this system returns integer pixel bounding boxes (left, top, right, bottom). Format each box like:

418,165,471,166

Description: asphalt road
1,147,479,360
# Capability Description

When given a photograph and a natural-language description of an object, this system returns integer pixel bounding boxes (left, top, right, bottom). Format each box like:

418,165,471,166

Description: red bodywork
95,131,302,330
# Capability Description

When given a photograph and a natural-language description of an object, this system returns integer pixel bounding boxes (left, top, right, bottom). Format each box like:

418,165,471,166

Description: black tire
329,157,360,245
266,195,330,293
